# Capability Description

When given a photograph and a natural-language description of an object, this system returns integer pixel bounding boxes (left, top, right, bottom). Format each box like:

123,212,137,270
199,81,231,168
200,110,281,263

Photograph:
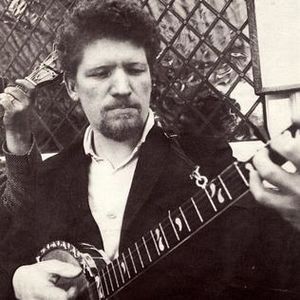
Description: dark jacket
1,126,300,299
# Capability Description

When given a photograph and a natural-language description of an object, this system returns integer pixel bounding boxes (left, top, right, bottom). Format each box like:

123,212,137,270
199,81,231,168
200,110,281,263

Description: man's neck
92,129,141,168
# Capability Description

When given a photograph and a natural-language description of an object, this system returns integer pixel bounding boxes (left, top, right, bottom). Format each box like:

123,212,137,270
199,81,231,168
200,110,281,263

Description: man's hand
13,260,82,300
0,79,35,155
249,130,300,231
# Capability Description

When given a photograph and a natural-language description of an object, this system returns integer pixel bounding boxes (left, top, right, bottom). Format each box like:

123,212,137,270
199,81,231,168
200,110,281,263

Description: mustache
103,100,141,112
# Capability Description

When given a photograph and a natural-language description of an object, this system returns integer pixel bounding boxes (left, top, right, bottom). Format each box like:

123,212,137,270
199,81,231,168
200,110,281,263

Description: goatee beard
99,114,144,142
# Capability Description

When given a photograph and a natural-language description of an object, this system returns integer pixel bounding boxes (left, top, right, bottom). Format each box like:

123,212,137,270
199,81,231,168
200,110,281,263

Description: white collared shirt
83,110,155,259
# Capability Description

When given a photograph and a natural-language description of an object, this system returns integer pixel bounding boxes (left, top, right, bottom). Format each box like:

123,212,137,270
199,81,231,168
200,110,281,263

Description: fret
168,208,195,240
191,197,204,223
159,223,170,249
111,261,119,288
128,247,138,274
204,188,218,212
106,264,115,292
142,236,152,262
135,242,145,268
152,227,168,253
234,162,249,187
136,238,153,267
217,175,232,200
119,255,130,282
116,257,125,284
168,210,180,241
219,165,248,199
179,206,191,232
122,252,131,279
111,260,124,289
150,230,161,256
98,275,106,299
101,268,110,296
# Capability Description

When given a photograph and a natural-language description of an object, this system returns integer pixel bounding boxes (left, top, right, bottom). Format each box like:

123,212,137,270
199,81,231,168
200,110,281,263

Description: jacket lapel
60,142,104,250
120,126,170,248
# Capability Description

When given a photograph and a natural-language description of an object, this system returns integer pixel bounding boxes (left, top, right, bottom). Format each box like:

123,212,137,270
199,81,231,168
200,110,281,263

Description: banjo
8,1,300,296
34,2,300,296
36,122,297,300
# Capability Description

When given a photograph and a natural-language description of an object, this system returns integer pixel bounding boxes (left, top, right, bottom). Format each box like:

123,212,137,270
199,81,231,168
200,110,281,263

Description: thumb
67,286,79,299
15,78,36,97
40,260,82,278
15,78,35,90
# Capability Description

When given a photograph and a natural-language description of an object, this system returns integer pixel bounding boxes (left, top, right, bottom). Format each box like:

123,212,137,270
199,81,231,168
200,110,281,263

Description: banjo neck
96,162,250,298
38,123,298,299
85,123,296,299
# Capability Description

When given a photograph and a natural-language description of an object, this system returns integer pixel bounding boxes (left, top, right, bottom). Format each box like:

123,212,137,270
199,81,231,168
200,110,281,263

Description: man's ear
64,74,79,101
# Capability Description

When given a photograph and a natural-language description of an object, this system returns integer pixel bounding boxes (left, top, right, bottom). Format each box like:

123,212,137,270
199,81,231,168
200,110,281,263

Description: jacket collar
119,126,170,249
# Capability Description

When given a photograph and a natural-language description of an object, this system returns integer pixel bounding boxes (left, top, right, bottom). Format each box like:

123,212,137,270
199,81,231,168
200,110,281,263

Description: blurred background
0,0,268,158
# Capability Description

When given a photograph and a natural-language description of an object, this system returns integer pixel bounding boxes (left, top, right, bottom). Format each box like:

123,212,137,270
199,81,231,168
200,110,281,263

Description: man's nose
110,69,132,96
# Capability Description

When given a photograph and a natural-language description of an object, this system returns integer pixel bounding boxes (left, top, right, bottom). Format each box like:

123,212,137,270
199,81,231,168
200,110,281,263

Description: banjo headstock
0,50,62,117
24,49,62,88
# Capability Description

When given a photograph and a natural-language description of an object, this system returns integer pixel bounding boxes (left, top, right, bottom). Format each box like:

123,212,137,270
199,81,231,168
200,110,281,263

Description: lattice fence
0,0,267,153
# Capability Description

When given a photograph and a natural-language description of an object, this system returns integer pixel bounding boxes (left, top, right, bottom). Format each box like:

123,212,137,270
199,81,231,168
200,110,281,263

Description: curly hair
56,0,161,77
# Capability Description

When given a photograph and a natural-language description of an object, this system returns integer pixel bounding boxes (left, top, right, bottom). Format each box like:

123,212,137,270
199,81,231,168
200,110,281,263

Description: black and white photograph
0,0,299,299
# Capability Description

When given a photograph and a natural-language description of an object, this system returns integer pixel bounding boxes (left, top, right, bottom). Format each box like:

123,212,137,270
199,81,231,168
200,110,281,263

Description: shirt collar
83,109,155,166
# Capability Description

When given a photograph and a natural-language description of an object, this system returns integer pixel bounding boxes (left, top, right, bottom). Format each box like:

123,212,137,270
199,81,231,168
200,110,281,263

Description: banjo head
37,240,103,299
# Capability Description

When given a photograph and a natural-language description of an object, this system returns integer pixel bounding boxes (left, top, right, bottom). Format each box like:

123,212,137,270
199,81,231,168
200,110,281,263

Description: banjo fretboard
99,161,250,299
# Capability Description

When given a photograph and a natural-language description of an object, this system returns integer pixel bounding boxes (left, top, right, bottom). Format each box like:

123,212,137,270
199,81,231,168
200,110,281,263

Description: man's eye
127,68,145,75
89,70,111,78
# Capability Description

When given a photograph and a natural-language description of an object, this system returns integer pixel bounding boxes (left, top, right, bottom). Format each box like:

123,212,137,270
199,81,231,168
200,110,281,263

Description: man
0,0,299,299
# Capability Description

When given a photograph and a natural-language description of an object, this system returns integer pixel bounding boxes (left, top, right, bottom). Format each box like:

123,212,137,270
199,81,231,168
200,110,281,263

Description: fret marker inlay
116,257,125,284
154,228,165,252
218,175,232,200
159,223,170,249
150,230,161,256
179,206,191,232
168,210,180,241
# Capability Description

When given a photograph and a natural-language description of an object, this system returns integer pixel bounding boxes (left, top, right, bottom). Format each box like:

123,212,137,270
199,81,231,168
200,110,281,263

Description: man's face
70,38,152,141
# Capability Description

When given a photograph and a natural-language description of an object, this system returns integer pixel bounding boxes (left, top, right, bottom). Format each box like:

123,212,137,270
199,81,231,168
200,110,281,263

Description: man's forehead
79,38,148,67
